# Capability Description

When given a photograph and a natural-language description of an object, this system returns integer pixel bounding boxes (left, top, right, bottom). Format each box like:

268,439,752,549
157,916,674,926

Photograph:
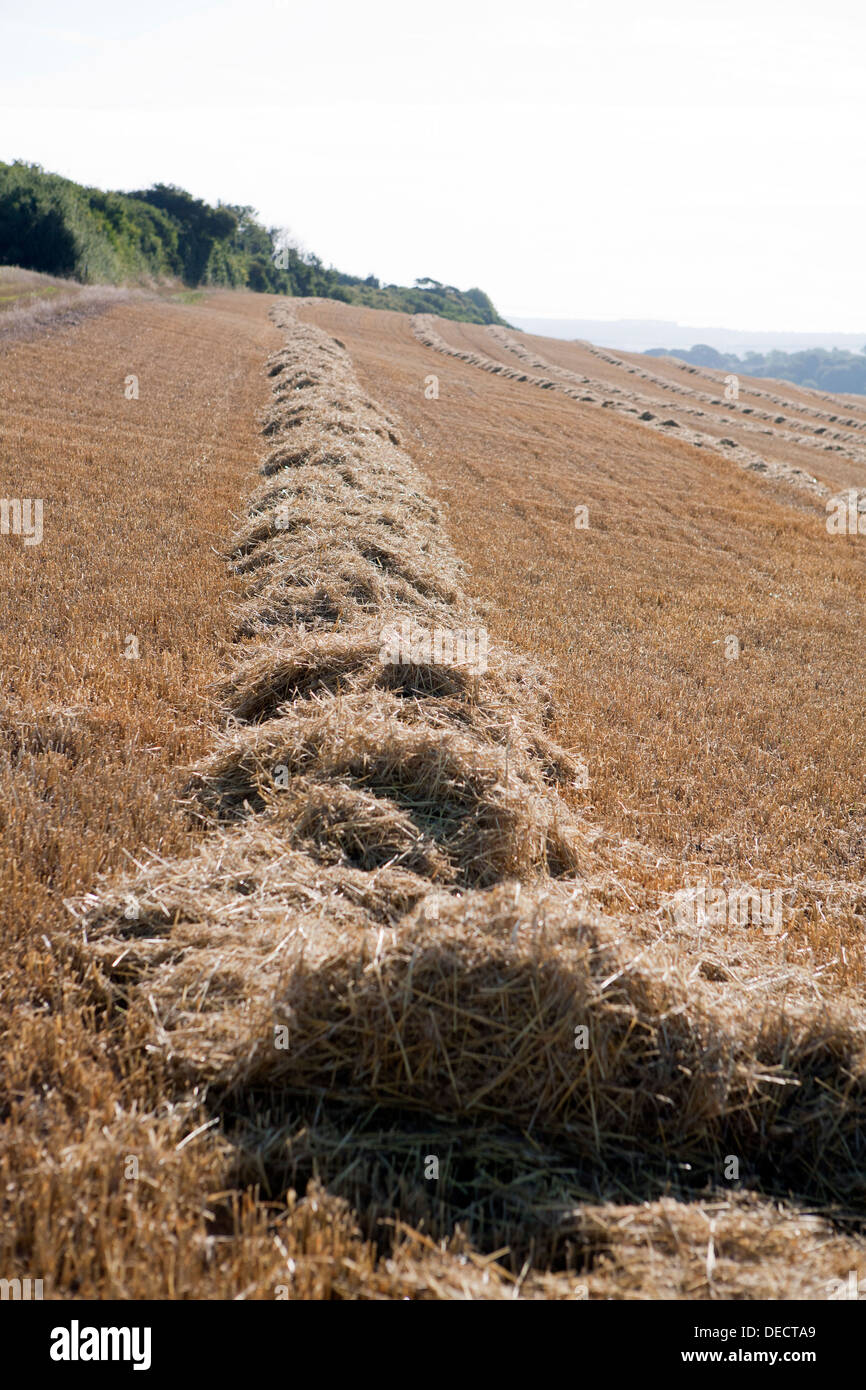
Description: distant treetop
646,342,866,396
0,160,506,324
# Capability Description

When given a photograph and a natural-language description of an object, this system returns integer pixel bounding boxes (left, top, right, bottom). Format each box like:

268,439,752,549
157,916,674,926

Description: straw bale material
71,302,866,1293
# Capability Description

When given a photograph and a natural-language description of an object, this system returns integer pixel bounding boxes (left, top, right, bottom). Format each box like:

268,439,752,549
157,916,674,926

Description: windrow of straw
569,326,866,419
71,303,866,1292
486,324,866,466
412,314,831,496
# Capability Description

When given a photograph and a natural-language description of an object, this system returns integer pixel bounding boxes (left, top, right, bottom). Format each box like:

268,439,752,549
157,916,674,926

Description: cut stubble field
0,290,301,1297
302,300,866,983
1,286,865,1300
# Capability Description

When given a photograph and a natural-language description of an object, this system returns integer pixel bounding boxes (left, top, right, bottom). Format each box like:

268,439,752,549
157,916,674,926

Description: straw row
70,303,866,1285
412,314,830,496
487,324,866,466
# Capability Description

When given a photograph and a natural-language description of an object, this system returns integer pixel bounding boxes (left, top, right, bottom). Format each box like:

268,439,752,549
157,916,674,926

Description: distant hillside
647,342,866,396
0,161,505,324
512,317,866,356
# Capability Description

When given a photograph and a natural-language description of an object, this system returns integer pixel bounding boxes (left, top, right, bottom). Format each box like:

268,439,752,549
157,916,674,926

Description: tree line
647,342,866,396
0,161,505,324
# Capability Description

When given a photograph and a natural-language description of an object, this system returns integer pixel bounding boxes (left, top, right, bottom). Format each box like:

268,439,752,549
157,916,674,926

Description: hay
572,327,866,423
487,324,866,474
72,302,866,1293
413,315,835,496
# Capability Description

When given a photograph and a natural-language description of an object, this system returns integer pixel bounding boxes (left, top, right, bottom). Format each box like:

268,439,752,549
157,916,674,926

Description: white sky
1,0,864,331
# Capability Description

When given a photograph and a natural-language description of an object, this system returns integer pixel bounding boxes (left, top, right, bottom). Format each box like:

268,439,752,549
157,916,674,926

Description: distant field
2,289,865,1301
0,266,136,339
0,266,68,303
0,266,71,315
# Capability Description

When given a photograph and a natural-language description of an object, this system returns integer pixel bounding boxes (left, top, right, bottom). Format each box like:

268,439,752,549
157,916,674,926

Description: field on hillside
1,284,864,1300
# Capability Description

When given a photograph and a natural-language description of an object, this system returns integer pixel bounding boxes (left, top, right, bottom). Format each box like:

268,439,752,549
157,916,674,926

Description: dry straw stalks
0,267,134,343
486,324,866,472
71,304,866,1295
413,314,838,496
569,325,866,418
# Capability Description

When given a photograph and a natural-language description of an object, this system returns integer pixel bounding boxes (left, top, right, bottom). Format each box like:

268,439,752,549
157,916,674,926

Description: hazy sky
2,0,865,330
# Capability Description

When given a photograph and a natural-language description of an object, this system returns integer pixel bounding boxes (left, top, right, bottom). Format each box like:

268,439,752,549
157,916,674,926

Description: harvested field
0,265,133,340
418,315,866,495
300,305,866,925
3,290,865,1301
